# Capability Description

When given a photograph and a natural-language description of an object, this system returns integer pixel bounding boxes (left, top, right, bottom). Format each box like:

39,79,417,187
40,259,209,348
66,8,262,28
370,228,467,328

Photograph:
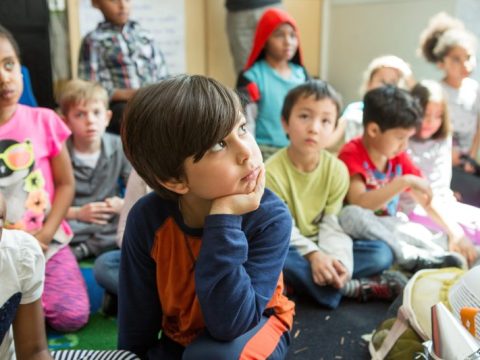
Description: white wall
324,0,456,105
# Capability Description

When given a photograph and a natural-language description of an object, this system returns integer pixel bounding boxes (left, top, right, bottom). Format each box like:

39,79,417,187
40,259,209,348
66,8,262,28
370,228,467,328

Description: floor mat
48,313,117,351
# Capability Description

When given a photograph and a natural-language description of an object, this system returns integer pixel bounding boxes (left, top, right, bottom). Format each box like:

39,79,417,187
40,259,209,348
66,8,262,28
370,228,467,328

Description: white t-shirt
442,78,480,154
72,149,101,169
0,229,45,360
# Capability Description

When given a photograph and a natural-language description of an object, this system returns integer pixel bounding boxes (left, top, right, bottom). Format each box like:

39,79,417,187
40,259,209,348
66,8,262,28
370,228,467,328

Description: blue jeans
283,240,393,309
93,249,120,295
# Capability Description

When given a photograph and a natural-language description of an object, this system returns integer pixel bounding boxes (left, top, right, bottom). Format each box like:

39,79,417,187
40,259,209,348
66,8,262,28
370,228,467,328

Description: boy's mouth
242,166,260,182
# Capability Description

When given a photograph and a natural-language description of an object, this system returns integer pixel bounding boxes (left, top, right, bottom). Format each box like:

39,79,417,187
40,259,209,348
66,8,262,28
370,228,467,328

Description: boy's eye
4,60,14,71
239,123,248,135
210,141,226,152
322,118,332,124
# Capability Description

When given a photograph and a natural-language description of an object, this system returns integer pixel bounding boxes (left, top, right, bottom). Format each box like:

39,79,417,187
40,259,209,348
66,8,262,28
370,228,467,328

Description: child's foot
410,252,465,273
72,243,93,261
101,291,118,317
358,270,408,302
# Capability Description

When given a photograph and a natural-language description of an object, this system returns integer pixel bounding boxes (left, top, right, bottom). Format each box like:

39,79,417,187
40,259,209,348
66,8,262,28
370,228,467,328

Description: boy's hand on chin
210,166,265,216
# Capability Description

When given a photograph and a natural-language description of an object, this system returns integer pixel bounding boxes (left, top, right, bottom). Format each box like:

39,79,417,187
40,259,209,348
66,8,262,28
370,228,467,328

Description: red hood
244,8,304,70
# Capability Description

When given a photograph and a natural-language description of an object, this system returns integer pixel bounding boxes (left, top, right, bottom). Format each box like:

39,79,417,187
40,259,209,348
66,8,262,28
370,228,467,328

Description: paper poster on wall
455,0,480,81
78,0,185,74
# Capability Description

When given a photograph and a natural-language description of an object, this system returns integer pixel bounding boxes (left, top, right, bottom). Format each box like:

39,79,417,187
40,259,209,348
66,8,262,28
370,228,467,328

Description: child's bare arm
468,114,480,160
110,88,137,102
34,145,74,248
414,194,478,265
347,174,432,211
13,300,52,360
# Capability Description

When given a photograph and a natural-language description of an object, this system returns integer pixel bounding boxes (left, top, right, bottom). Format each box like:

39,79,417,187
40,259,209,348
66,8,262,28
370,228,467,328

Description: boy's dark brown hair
121,75,242,200
410,80,451,140
281,80,343,126
363,85,422,132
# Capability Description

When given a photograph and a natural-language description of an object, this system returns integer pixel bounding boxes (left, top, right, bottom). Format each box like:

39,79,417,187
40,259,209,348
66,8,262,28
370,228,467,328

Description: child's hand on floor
75,201,116,224
449,235,478,267
210,166,265,216
306,250,348,289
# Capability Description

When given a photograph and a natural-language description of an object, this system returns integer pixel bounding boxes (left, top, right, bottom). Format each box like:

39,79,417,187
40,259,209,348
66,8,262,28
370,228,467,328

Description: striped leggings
51,350,138,360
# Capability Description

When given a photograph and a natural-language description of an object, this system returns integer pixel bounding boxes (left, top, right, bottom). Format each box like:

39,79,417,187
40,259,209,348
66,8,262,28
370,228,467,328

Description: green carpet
48,314,118,351
47,259,118,351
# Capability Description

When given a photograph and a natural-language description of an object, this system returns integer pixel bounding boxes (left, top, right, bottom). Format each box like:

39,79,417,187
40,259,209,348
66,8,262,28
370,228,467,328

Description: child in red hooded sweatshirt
237,8,309,160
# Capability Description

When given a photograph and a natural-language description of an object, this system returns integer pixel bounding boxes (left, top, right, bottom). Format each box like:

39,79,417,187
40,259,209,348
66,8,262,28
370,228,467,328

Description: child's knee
45,304,89,332
370,242,394,272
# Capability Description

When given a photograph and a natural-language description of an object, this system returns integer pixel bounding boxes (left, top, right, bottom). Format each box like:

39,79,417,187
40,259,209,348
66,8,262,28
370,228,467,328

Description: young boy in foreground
118,75,294,359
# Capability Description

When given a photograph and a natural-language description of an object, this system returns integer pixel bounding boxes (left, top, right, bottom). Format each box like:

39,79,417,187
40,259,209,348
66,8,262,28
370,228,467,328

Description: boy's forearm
196,212,290,340
421,201,464,240
349,177,408,211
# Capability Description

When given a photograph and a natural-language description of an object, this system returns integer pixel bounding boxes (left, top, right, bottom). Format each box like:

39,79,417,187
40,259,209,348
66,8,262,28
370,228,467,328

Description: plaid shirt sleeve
151,43,168,81
78,34,115,98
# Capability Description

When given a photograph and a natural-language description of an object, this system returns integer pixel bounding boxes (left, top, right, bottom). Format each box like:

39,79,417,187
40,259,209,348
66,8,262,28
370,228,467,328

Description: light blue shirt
244,60,307,147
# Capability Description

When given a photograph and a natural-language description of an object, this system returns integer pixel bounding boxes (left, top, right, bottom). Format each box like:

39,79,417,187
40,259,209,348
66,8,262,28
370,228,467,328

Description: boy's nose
236,140,252,164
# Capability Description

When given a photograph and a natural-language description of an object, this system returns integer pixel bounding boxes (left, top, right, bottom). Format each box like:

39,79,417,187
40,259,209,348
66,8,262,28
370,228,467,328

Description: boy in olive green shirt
266,80,406,309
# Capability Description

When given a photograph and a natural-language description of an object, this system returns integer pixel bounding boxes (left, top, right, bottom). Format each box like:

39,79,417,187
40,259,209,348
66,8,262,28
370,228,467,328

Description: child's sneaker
410,252,465,273
71,243,93,261
358,270,408,302
101,291,118,317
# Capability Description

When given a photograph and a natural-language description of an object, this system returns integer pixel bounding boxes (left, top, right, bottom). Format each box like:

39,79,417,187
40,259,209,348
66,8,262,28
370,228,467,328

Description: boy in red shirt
338,85,478,270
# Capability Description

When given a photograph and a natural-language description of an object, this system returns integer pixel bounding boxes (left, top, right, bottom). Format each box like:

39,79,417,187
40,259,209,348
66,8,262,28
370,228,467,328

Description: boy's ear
365,122,381,138
158,178,190,195
105,109,112,127
281,117,289,134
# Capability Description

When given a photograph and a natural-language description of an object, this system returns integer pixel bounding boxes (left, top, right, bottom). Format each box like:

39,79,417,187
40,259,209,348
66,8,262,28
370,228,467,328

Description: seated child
405,80,480,249
236,8,309,160
57,79,131,261
338,85,478,271
118,75,295,359
0,26,89,332
78,0,168,134
93,169,151,314
419,12,480,206
0,192,140,360
266,80,405,309
328,55,414,148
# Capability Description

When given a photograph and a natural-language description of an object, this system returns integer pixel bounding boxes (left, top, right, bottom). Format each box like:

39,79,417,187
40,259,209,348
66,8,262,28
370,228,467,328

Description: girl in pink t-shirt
0,25,89,331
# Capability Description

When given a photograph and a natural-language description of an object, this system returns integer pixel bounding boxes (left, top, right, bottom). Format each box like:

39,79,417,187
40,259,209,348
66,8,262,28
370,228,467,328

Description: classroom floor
286,297,391,359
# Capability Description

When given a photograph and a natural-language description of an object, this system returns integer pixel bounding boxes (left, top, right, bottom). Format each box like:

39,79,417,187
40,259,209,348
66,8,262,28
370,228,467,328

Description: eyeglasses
0,141,34,171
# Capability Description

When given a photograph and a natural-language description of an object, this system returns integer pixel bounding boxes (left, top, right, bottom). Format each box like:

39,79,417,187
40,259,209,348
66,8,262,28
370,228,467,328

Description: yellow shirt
266,148,349,237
